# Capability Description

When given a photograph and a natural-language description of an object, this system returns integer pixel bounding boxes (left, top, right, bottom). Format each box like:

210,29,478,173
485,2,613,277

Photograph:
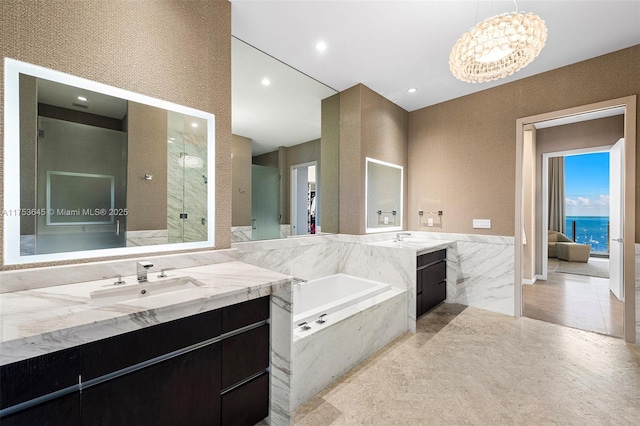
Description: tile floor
293,303,640,425
523,258,623,337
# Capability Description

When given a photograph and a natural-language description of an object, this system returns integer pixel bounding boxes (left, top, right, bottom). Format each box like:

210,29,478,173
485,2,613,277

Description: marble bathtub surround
291,288,407,411
233,231,516,332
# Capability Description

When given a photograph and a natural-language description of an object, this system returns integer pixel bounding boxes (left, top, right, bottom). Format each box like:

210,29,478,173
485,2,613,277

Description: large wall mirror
365,157,403,233
3,58,215,265
231,38,337,241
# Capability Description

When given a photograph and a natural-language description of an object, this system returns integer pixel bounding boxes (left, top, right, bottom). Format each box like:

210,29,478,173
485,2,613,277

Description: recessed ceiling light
77,96,88,101
261,78,271,86
316,41,327,52
407,88,417,93
191,122,198,128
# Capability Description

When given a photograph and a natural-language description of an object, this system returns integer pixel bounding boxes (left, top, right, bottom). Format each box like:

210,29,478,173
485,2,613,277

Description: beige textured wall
253,150,279,168
231,134,252,226
535,115,624,273
321,93,340,233
339,84,409,234
408,45,640,238
361,85,409,230
0,0,231,269
339,85,364,234
126,102,167,231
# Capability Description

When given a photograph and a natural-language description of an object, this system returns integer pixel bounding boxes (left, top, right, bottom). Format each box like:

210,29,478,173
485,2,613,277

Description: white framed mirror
365,157,403,233
3,58,215,265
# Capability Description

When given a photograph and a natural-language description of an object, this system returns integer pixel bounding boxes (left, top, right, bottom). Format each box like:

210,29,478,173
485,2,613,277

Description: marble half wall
233,232,516,324
231,225,292,243
232,235,340,281
126,229,168,247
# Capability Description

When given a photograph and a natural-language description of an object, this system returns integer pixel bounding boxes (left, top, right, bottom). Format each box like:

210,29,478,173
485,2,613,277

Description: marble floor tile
293,303,640,425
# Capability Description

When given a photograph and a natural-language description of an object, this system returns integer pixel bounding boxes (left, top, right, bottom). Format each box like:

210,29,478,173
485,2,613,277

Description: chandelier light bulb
449,11,547,83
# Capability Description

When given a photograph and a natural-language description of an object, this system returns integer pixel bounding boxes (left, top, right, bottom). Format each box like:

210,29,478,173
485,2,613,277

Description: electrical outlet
428,218,434,227
473,219,491,229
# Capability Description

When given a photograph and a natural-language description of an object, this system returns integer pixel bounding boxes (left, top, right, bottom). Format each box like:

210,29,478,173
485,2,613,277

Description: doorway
525,146,623,337
290,161,317,236
515,96,637,344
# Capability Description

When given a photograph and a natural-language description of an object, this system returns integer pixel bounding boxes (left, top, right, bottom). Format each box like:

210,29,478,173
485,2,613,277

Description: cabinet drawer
82,307,221,381
0,347,80,409
81,342,221,426
222,296,269,333
221,372,269,426
221,324,269,390
1,392,81,426
417,249,446,268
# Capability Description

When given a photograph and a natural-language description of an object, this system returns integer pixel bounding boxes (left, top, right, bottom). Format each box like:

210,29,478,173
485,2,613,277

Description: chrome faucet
137,261,154,282
395,232,411,242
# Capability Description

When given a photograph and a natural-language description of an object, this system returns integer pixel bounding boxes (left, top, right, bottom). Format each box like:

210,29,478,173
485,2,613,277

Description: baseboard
523,276,538,285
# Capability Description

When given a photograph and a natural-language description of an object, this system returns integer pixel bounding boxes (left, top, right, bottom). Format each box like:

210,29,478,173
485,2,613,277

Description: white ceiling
232,38,336,155
231,0,640,154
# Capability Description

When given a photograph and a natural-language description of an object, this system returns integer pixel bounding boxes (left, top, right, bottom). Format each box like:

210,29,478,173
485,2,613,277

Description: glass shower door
33,116,127,254
251,165,280,240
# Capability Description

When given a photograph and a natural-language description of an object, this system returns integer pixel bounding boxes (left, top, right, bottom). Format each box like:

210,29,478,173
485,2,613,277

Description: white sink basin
90,276,205,306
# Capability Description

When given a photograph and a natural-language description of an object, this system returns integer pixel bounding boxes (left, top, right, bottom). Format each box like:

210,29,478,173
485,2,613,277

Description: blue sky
564,152,609,217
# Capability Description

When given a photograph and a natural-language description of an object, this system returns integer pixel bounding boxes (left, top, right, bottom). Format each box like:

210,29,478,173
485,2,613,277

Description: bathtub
290,273,407,410
293,273,391,326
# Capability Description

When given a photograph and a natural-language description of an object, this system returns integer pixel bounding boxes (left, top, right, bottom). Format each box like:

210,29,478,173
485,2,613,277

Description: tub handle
316,314,327,324
298,322,311,331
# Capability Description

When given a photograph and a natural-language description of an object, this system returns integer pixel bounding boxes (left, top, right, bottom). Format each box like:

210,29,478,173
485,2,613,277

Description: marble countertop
365,238,453,255
0,261,291,365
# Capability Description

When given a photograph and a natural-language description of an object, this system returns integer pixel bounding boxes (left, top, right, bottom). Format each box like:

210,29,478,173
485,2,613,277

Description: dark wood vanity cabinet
1,296,271,426
0,346,81,426
416,249,447,318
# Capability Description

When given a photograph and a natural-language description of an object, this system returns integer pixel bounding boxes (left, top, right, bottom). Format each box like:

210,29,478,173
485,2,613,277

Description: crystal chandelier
449,2,547,83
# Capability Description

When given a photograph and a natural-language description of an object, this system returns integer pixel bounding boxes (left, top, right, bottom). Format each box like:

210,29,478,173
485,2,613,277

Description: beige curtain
548,156,566,234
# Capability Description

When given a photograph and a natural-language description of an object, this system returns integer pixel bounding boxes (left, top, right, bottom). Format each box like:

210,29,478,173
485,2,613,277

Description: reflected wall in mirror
231,38,337,241
3,58,215,265
365,157,403,233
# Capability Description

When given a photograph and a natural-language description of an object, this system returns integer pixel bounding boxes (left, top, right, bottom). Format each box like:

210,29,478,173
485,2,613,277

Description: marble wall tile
233,238,340,281
339,242,417,331
449,240,515,316
270,280,293,425
231,226,253,243
125,229,169,247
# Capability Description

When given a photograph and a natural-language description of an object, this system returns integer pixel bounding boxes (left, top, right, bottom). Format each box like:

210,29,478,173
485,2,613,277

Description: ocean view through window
565,216,609,254
564,152,610,255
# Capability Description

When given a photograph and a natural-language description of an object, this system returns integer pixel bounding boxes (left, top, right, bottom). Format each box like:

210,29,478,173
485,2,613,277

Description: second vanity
0,260,291,426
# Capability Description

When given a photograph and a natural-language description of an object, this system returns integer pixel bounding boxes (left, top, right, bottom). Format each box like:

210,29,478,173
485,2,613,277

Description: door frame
515,95,636,343
290,161,317,236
